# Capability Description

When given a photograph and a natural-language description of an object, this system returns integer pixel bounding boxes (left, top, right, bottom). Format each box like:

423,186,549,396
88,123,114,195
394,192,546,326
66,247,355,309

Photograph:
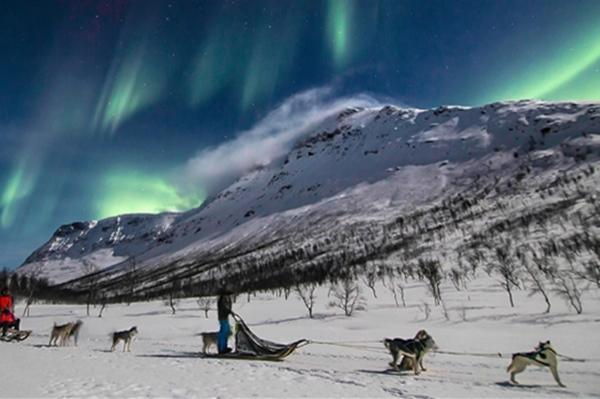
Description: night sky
1,0,599,268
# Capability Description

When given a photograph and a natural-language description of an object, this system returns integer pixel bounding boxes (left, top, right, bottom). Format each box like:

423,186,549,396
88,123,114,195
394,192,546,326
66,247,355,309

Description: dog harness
519,348,554,367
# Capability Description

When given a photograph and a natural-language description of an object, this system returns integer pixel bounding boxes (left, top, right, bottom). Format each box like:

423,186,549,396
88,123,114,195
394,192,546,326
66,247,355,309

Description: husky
111,326,138,352
68,320,83,346
49,321,81,347
384,332,438,375
397,330,434,371
507,340,565,387
200,330,233,354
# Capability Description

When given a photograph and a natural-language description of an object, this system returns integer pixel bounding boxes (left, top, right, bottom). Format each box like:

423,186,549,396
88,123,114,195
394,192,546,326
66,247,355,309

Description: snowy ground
4,279,600,398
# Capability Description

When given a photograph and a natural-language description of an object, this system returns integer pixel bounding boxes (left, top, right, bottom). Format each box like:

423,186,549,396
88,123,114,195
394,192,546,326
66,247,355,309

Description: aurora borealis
96,169,204,218
476,17,600,104
1,0,599,267
327,0,352,68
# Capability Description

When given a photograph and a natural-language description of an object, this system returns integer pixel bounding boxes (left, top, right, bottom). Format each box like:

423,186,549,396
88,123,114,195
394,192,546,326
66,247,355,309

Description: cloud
177,86,382,195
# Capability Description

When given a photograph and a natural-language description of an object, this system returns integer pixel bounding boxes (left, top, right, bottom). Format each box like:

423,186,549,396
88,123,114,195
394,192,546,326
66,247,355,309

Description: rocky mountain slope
17,100,600,298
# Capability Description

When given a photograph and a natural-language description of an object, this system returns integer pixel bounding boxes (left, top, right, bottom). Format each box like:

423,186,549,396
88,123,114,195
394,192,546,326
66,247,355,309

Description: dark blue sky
1,0,599,268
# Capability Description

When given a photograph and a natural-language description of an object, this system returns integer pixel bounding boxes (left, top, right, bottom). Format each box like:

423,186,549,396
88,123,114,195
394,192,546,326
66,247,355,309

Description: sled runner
0,328,31,342
203,314,308,361
200,352,290,362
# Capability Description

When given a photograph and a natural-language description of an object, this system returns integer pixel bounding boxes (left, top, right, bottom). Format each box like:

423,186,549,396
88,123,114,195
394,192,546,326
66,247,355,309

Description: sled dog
49,320,82,347
384,331,438,375
111,326,138,352
200,330,233,354
507,340,565,387
397,330,435,371
68,320,83,346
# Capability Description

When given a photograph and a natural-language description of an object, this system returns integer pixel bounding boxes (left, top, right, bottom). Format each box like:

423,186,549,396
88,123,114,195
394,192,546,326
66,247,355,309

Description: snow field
3,277,600,398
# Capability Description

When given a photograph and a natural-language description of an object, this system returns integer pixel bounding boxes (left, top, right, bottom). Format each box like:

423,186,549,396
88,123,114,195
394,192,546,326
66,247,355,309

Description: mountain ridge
17,100,600,292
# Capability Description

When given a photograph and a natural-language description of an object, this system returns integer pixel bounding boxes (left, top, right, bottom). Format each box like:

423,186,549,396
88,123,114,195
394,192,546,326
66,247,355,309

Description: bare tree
386,274,406,307
328,279,365,317
524,252,552,313
81,259,99,316
165,279,181,315
417,259,443,306
20,277,33,317
441,299,450,321
165,294,179,315
124,257,138,305
9,273,20,294
295,283,317,318
362,270,378,298
197,297,214,318
448,268,468,291
21,264,43,317
490,242,520,308
97,294,108,318
553,271,583,314
577,260,600,288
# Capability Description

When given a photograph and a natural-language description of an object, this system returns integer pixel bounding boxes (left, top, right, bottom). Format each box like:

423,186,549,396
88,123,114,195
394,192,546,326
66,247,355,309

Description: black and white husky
384,332,438,375
507,341,565,387
110,326,138,352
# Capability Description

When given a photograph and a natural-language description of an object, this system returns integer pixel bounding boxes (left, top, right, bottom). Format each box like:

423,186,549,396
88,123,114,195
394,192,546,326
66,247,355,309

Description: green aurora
479,24,600,104
0,161,37,228
96,170,204,219
326,0,352,68
92,44,169,135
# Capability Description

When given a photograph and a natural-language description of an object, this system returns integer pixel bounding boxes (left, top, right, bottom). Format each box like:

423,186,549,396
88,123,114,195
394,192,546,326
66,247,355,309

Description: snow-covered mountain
18,100,600,293
19,213,177,284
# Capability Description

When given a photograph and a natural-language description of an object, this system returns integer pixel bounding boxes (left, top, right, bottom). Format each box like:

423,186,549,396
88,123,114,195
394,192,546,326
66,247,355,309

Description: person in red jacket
0,287,20,336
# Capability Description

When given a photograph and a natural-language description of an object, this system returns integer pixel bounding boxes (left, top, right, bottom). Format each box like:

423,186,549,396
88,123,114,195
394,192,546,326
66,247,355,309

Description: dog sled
203,314,308,361
0,328,31,343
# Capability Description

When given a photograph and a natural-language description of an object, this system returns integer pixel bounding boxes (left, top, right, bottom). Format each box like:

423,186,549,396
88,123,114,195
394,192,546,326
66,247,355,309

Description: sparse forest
0,267,78,314
13,161,600,318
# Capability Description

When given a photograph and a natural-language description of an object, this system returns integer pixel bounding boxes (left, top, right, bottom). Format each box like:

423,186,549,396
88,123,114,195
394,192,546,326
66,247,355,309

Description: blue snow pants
218,318,231,353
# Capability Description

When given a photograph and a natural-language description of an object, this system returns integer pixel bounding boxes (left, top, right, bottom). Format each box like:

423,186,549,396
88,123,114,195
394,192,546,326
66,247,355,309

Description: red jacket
0,295,15,323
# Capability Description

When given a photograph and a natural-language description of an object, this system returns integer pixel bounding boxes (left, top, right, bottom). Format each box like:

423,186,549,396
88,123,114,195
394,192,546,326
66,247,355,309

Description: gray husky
111,326,138,352
507,341,565,387
49,320,83,347
384,333,438,375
